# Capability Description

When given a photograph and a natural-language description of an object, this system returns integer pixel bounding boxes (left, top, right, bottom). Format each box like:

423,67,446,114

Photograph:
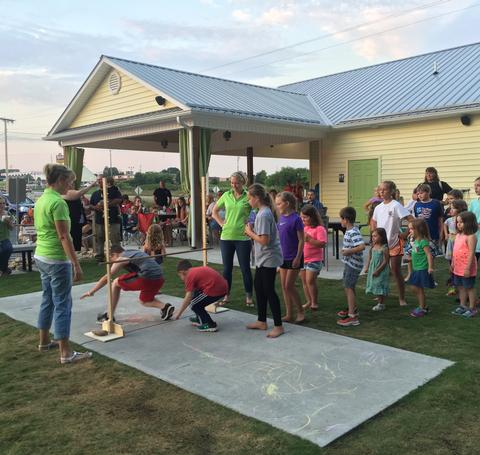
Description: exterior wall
69,69,176,129
321,115,480,217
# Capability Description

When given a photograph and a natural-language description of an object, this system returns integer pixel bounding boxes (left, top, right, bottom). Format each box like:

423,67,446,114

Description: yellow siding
69,69,177,129
320,115,480,217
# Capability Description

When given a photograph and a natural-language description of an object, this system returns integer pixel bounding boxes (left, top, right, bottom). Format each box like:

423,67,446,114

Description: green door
348,159,379,226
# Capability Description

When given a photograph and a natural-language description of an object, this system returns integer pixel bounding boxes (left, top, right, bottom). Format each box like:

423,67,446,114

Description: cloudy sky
1,0,479,177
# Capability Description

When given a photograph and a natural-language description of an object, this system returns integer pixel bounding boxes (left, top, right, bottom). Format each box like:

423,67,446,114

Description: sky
1,0,480,177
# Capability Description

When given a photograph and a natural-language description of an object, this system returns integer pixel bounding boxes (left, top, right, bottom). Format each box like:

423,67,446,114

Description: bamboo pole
101,177,124,337
100,247,213,265
201,176,207,266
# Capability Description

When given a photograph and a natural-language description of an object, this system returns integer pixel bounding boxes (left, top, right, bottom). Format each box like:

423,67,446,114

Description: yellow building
45,43,480,244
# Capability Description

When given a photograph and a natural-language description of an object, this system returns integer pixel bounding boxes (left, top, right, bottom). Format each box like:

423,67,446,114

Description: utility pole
109,149,112,176
0,117,15,188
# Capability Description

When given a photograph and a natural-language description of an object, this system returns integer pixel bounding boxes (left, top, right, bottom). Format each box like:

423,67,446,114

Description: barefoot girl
276,191,305,323
364,227,390,310
299,205,327,311
244,184,284,338
372,181,413,308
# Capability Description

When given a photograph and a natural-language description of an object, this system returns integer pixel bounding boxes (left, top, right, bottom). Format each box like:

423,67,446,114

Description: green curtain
178,128,213,242
179,129,190,194
64,146,85,190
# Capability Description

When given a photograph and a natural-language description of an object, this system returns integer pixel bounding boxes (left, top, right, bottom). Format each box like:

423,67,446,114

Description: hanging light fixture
160,139,168,149
223,130,232,141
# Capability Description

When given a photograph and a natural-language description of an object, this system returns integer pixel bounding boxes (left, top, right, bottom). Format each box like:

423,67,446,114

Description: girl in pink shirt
300,205,327,311
451,211,478,318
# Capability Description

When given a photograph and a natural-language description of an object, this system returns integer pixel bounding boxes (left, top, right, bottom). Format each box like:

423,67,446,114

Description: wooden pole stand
84,177,125,342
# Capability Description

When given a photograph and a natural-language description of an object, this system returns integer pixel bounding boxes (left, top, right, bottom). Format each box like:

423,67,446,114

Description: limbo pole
201,176,207,266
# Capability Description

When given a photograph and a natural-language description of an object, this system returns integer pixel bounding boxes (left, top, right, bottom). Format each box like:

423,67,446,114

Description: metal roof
280,42,480,125
104,56,327,125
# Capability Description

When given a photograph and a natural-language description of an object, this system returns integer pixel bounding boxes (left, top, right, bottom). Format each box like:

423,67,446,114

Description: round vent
108,71,121,95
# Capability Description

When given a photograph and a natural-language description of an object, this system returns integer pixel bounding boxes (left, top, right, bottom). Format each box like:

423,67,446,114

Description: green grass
1,258,480,454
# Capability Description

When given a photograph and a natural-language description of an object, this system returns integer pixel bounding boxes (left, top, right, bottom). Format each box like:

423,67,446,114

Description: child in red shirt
173,260,228,332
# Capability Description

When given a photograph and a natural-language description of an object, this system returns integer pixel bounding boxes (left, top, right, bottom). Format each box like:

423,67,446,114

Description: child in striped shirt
337,207,365,327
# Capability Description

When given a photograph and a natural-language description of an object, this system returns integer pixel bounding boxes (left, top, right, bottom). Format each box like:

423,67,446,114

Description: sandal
60,351,93,364
38,340,59,352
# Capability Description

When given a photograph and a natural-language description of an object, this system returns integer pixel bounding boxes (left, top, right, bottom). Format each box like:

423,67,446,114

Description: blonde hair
230,171,246,185
145,224,165,252
43,163,75,185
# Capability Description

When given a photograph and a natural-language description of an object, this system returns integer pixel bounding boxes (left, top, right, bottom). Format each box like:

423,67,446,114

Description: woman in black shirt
422,167,452,204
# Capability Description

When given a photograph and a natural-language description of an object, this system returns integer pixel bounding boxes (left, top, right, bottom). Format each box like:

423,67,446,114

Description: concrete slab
0,285,453,447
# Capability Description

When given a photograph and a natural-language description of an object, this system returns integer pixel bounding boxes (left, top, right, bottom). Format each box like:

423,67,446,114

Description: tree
165,167,180,184
102,166,119,176
209,176,219,185
265,167,309,189
254,170,267,184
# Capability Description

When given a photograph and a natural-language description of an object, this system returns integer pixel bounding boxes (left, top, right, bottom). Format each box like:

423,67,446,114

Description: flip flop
38,341,59,352
60,351,93,364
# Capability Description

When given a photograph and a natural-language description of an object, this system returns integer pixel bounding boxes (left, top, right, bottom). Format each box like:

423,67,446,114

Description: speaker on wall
461,115,471,126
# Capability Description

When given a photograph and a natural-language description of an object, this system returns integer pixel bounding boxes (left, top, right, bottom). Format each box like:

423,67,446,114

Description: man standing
90,176,123,262
153,180,172,209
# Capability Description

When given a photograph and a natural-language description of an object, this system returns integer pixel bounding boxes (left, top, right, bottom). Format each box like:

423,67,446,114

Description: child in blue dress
364,228,390,310
407,218,435,317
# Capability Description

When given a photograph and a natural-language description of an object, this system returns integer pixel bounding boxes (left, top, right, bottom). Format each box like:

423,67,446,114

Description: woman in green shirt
212,172,253,305
0,196,14,275
35,164,92,364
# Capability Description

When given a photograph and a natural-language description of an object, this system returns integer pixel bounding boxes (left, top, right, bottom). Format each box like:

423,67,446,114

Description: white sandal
60,351,93,364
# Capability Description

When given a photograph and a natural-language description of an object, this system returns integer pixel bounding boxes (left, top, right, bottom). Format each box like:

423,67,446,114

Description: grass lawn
1,257,479,454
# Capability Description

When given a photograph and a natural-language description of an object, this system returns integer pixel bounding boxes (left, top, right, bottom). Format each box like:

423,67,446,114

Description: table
12,243,36,271
328,218,345,260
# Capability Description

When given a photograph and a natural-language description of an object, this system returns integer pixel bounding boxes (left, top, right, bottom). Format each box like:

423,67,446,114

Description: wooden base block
84,331,124,342
102,320,125,336
206,304,229,314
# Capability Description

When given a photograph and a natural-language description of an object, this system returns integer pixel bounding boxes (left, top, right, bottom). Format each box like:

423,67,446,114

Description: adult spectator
153,180,172,208
212,171,253,305
422,167,452,204
63,180,98,251
34,164,91,363
305,189,324,213
0,196,13,276
90,176,122,262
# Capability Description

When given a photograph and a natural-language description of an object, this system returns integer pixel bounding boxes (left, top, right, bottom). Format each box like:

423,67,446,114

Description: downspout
176,116,196,248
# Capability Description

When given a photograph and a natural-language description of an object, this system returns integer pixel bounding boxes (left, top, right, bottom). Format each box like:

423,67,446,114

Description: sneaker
462,308,478,319
197,322,218,332
337,308,358,319
96,312,115,324
337,316,360,327
452,306,468,316
189,315,201,326
372,303,386,311
410,307,427,318
161,303,175,321
446,287,457,296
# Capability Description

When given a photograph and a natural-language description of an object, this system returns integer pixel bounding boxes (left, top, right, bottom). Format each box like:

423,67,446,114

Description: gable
68,69,177,129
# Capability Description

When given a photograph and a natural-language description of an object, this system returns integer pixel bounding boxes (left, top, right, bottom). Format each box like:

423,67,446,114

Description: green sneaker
189,316,201,326
197,322,218,332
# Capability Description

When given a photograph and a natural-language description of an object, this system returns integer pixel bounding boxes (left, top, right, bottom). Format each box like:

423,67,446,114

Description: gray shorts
343,264,360,289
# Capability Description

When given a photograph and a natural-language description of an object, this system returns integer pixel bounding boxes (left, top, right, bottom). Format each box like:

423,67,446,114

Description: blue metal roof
280,42,480,125
105,56,327,125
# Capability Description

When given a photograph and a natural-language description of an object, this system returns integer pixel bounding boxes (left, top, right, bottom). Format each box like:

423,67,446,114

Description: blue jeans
0,239,13,272
36,259,73,340
220,239,253,294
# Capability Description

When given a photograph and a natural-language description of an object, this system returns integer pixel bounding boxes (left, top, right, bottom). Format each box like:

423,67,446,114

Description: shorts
452,274,476,289
118,272,165,303
281,258,304,270
303,261,323,274
389,237,404,257
343,264,360,289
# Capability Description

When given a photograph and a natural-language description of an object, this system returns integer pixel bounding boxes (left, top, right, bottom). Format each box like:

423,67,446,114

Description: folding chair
137,212,156,244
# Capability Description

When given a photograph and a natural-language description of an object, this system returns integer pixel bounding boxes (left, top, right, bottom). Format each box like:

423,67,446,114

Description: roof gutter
176,116,196,249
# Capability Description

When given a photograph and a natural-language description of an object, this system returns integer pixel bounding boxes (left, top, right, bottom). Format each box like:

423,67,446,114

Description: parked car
0,192,35,221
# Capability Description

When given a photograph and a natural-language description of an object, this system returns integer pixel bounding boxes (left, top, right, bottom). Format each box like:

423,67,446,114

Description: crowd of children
80,175,480,341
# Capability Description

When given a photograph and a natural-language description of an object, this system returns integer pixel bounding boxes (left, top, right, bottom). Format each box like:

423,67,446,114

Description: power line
218,1,480,78
202,0,455,73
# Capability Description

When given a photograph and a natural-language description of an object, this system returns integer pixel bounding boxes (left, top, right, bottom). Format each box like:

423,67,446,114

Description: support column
309,140,321,200
191,127,202,248
246,146,254,186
